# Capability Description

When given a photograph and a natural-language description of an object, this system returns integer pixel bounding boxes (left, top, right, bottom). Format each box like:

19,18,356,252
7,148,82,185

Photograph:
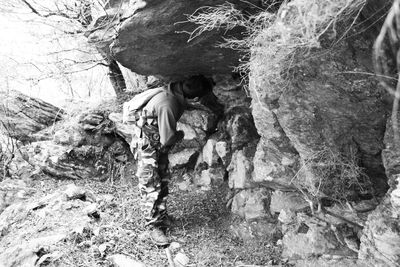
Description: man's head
181,75,214,99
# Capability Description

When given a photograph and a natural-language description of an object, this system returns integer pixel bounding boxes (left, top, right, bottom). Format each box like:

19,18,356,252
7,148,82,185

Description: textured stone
278,209,296,224
215,141,230,165
53,126,85,147
0,234,66,267
359,197,400,266
0,91,64,142
194,167,225,188
391,176,400,209
358,115,400,266
202,139,218,167
109,112,141,144
64,184,86,200
175,122,207,150
0,185,95,267
282,216,354,259
231,188,270,221
212,75,252,108
250,32,388,194
110,0,262,78
230,220,277,242
228,148,254,189
225,107,260,150
252,138,298,191
177,122,205,141
0,179,35,214
270,191,309,214
169,149,198,168
9,141,115,180
108,254,146,267
79,113,104,127
174,252,190,267
180,109,217,132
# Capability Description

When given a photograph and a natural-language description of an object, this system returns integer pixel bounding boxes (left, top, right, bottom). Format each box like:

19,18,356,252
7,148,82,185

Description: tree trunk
108,58,127,97
0,91,65,142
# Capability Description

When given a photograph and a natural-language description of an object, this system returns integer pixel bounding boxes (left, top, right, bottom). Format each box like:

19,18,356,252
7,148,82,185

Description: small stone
231,188,269,220
82,124,97,130
202,139,218,166
174,252,190,267
180,109,217,132
79,113,104,126
281,156,295,166
85,191,99,203
64,184,86,200
278,209,296,224
177,180,191,191
196,167,225,188
99,243,111,257
169,242,181,252
53,126,84,146
168,149,198,168
93,227,101,236
36,251,62,266
225,109,259,150
108,254,146,267
83,203,99,219
177,123,199,140
270,191,309,213
215,141,230,164
228,149,253,189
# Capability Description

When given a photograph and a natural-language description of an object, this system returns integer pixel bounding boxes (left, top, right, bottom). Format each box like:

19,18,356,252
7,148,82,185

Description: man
124,75,222,245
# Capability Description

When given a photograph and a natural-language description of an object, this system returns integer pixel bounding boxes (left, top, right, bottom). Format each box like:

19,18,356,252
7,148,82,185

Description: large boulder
224,107,260,151
228,147,255,189
250,31,388,197
9,108,132,181
0,184,97,267
358,115,400,266
282,214,356,260
110,0,262,78
231,188,270,221
0,91,64,142
0,179,35,214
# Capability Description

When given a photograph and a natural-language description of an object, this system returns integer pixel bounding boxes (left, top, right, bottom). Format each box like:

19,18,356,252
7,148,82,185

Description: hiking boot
149,227,169,246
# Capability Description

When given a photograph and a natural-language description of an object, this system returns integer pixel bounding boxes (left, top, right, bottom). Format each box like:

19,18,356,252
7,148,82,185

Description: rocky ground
0,170,284,267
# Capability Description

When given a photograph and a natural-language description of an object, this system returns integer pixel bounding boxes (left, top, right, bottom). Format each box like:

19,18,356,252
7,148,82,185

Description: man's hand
199,92,224,116
161,130,185,153
174,130,185,143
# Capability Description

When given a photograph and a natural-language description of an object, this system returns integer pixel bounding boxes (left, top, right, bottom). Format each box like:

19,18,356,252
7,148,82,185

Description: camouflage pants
132,123,171,228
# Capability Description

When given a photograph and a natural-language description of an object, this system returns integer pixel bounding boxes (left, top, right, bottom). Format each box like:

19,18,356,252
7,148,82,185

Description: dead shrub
291,147,372,203
186,0,366,93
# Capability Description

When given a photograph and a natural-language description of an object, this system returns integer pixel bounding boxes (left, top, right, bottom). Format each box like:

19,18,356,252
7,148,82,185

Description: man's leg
135,142,162,225
134,126,170,245
152,150,171,229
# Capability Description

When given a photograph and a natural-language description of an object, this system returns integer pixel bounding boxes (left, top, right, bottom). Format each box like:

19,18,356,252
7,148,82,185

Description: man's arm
199,92,224,117
157,105,184,149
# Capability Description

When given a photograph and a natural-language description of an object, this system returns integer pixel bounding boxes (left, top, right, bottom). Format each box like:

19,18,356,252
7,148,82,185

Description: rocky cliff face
2,0,400,266
105,0,398,264
92,0,262,79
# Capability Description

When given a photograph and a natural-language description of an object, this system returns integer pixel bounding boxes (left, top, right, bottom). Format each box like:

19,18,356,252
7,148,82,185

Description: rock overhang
109,0,262,79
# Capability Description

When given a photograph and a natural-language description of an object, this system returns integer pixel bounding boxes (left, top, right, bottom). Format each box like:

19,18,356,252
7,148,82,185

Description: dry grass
249,0,366,101
33,174,284,267
185,3,250,42
291,147,372,203
186,0,366,95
